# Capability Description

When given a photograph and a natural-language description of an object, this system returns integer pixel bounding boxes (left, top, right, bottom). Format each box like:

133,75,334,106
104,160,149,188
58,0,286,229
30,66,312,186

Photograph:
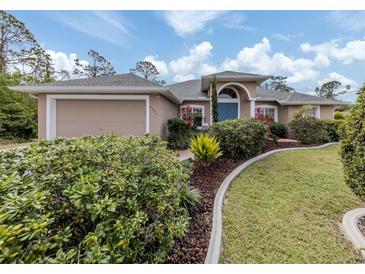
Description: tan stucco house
12,71,346,140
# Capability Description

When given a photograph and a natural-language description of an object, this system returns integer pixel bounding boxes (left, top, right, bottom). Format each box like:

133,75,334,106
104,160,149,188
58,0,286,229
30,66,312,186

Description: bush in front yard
289,116,328,144
0,134,190,263
339,85,365,200
322,119,342,142
167,118,193,149
269,122,288,138
208,119,267,159
190,134,222,166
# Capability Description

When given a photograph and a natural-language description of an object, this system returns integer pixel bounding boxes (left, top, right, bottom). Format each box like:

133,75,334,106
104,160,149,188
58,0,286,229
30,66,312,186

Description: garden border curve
341,208,365,259
204,142,338,264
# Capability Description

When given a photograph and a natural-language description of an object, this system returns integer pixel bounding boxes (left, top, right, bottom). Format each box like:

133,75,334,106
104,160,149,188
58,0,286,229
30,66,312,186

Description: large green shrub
0,135,190,263
334,111,346,120
167,118,192,149
269,122,287,138
289,116,328,144
0,73,37,139
208,119,267,159
339,86,365,200
322,119,342,142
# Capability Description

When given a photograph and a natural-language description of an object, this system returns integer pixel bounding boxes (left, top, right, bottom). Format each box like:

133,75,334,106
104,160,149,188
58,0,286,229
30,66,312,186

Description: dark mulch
166,140,313,264
358,216,365,238
263,139,312,152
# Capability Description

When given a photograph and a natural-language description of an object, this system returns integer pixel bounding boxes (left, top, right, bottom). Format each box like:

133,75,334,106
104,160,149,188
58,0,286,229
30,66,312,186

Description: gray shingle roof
168,79,208,101
27,73,161,87
256,86,345,105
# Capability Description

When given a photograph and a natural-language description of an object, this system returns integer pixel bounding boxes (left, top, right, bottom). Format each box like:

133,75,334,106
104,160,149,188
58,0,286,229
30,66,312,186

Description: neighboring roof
167,79,209,101
256,86,348,105
25,73,162,87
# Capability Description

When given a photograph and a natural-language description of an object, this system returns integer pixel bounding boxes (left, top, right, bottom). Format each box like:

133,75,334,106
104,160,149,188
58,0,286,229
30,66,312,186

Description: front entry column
250,100,256,118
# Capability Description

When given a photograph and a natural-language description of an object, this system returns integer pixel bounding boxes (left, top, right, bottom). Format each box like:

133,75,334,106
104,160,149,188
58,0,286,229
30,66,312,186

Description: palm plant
190,134,223,166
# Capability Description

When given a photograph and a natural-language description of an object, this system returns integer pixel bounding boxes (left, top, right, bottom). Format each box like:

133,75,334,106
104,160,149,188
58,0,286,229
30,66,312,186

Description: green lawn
222,145,364,264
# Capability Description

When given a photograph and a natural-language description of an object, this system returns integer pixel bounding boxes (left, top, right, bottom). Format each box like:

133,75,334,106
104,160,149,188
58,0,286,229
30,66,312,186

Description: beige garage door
56,99,146,138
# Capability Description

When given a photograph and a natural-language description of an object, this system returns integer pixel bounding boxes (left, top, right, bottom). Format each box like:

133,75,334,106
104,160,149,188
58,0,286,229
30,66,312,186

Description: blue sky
10,10,365,101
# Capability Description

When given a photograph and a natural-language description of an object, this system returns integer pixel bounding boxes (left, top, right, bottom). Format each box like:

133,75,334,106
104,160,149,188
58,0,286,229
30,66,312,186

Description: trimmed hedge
339,86,365,200
0,135,190,263
322,119,342,142
167,118,192,149
289,116,328,144
269,122,287,138
208,119,267,159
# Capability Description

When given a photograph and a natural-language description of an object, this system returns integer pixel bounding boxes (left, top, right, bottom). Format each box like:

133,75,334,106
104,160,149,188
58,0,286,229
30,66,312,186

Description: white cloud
271,32,303,42
300,39,365,64
160,11,223,37
328,11,365,32
221,13,257,32
46,50,88,79
318,72,358,88
173,74,196,82
144,55,168,76
52,11,131,47
168,41,217,81
222,37,320,83
314,54,331,67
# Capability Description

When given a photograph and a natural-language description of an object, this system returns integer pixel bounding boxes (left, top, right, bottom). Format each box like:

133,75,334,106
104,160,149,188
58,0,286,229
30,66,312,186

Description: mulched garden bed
358,216,365,238
166,140,315,264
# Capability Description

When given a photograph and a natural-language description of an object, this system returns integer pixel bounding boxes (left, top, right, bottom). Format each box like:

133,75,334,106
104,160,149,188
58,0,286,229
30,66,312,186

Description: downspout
29,92,38,99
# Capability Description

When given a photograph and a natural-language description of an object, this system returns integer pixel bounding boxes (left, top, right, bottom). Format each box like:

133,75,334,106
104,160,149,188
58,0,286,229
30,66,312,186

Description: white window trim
46,94,150,140
314,105,321,119
255,104,278,122
180,104,207,127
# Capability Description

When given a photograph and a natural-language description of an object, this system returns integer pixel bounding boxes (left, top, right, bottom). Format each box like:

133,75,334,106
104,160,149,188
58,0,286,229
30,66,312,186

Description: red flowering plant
180,105,194,127
254,107,278,143
254,107,274,124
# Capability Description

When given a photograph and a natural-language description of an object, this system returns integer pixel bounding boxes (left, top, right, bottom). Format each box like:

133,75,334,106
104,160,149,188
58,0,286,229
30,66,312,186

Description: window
218,88,237,98
180,105,205,127
309,106,320,118
192,107,203,127
255,105,278,122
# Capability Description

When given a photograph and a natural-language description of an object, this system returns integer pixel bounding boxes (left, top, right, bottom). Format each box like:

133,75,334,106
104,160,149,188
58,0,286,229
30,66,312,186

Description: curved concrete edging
342,208,365,259
204,142,339,264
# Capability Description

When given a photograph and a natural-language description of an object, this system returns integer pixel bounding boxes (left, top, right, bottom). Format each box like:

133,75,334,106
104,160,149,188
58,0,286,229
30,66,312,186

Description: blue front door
217,103,238,121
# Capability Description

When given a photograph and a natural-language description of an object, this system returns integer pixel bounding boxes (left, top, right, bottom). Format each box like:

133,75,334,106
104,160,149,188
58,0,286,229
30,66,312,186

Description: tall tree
263,76,295,93
0,11,52,82
211,75,218,123
131,61,166,85
0,72,37,139
315,80,350,99
73,50,116,78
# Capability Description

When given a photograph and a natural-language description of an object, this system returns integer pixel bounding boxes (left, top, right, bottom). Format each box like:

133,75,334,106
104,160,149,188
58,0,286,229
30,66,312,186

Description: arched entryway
217,87,239,121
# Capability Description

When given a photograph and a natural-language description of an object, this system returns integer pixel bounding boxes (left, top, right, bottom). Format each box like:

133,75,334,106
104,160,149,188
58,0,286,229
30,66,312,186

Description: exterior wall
320,105,334,119
37,94,47,139
149,94,179,139
180,100,210,125
37,93,179,140
278,105,289,124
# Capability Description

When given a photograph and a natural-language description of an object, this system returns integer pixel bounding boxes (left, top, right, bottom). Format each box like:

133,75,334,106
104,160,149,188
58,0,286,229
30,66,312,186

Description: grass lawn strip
222,145,364,263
